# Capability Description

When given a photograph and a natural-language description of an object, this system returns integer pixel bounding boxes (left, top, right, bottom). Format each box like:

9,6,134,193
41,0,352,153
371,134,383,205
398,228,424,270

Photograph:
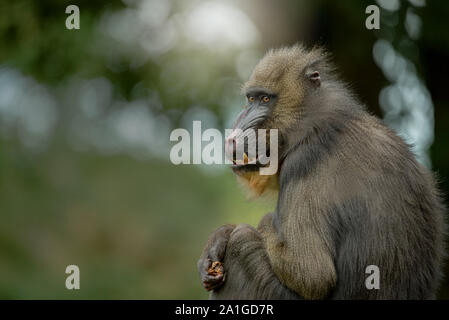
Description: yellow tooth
243,153,248,164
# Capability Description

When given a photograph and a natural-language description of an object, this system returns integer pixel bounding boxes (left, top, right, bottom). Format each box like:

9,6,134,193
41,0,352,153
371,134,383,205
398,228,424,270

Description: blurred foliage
0,0,448,299
0,136,273,299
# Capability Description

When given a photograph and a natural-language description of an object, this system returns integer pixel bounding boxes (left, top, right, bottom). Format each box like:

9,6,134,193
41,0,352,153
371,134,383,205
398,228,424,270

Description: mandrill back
275,106,447,299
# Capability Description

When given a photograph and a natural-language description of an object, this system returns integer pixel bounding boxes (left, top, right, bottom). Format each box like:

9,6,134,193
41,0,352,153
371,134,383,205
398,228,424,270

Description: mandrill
197,44,446,299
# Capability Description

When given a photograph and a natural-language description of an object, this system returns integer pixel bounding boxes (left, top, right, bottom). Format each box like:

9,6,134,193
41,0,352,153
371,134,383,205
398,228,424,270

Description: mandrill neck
278,81,367,180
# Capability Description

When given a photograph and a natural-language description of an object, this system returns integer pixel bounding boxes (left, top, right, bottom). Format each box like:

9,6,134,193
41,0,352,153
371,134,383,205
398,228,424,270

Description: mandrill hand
197,224,235,291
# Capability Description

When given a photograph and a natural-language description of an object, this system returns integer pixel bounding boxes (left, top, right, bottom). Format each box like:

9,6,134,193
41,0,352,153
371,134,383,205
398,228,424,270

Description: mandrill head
225,44,333,197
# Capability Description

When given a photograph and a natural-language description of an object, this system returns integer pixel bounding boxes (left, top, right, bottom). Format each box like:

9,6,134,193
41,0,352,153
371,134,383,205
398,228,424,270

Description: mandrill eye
262,95,270,103
248,96,255,103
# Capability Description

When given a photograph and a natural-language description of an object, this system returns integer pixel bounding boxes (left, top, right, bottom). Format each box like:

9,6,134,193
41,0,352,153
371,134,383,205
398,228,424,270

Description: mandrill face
225,87,278,173
225,45,325,195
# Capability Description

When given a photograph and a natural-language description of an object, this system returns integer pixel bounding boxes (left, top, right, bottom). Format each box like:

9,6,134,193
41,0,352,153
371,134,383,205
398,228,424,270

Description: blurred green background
0,0,448,299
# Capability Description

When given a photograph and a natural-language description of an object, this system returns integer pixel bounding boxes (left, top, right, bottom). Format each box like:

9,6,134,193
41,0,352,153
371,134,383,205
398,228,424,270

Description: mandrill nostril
225,136,234,150
225,129,240,160
225,135,237,161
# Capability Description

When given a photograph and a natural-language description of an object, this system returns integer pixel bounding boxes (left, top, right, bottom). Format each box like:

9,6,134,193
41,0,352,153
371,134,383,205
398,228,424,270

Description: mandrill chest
234,169,279,197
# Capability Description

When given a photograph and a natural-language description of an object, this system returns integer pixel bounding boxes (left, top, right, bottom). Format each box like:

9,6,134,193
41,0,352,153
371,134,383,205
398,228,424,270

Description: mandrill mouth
225,127,275,174
225,130,262,171
228,137,272,172
231,152,262,172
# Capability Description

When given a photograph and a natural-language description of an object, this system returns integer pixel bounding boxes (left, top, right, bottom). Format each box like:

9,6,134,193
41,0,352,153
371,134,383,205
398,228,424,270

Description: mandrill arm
198,223,300,299
258,210,337,300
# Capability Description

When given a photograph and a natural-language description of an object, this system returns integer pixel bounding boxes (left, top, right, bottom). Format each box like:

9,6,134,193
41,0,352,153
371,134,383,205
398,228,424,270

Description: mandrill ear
305,70,321,87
